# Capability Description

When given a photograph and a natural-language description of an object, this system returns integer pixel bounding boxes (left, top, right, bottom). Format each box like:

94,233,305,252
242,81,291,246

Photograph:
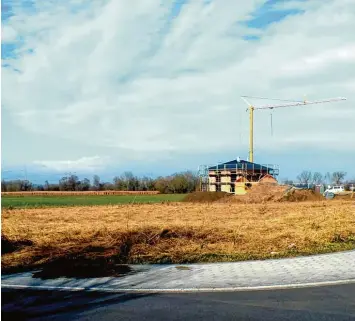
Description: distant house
202,159,279,194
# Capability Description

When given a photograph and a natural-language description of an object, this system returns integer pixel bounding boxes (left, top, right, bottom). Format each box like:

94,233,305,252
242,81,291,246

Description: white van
323,186,344,196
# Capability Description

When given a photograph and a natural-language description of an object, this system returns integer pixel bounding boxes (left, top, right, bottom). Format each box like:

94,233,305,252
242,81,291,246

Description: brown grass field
2,198,355,276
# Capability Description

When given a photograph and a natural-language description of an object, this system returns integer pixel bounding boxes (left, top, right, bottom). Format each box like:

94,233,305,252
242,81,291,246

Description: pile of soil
220,185,325,203
279,188,324,202
244,184,289,203
183,191,231,203
217,184,288,204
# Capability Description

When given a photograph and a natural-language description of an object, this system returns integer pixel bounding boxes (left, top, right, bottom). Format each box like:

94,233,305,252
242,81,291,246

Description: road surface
2,251,355,320
2,284,355,320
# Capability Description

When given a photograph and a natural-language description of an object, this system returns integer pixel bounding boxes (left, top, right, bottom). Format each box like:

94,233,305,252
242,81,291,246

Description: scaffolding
198,162,280,193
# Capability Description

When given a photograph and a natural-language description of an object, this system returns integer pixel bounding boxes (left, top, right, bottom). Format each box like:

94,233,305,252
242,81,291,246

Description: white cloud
281,45,355,74
2,0,355,166
1,25,18,42
33,156,111,172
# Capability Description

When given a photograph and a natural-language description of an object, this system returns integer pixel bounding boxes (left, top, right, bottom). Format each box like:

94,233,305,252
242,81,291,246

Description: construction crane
240,96,347,163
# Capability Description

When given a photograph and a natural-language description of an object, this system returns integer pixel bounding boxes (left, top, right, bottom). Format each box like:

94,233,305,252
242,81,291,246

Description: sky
1,0,355,183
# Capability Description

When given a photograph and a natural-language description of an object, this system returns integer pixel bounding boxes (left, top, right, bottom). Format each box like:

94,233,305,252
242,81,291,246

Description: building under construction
198,159,279,195
197,95,346,195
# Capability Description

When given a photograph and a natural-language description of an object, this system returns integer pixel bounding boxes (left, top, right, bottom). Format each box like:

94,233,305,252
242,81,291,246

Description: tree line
2,170,354,194
1,171,200,194
283,171,354,189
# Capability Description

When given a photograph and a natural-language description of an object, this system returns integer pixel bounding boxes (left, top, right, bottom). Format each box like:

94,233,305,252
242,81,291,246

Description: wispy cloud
1,0,354,169
33,156,111,172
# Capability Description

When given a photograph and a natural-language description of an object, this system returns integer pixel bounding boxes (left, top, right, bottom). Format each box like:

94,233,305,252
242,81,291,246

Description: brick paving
2,251,355,292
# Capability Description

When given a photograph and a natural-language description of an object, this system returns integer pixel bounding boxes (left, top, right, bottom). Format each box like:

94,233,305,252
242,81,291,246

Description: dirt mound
245,184,289,203
280,189,324,202
221,185,325,203
183,191,231,203
219,184,289,204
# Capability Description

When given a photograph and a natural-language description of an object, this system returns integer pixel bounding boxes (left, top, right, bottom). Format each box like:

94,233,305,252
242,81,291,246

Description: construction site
198,95,347,196
198,159,279,195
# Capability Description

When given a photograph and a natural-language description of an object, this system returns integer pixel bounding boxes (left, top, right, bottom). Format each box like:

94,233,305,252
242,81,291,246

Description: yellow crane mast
240,96,347,163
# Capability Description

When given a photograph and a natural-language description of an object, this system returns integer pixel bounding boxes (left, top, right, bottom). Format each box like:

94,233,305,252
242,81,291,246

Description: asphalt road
2,284,355,321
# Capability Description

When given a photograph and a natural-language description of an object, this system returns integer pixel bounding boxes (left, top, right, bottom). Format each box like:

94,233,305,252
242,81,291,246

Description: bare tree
297,171,312,184
332,171,347,185
312,172,323,184
1,180,7,192
78,178,91,191
324,172,332,185
93,175,101,191
59,175,80,191
282,178,294,185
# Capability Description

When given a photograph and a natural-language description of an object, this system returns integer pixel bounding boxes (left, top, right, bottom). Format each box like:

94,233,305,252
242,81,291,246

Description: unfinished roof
208,159,273,172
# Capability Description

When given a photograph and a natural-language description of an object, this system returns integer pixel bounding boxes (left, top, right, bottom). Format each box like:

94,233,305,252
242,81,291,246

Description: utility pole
241,96,347,163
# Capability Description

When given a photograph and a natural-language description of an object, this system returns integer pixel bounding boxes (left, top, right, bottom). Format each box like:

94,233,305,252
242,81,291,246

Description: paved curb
2,279,355,293
2,250,355,293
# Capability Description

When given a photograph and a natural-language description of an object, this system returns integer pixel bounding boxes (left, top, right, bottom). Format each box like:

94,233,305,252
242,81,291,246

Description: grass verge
2,200,354,277
1,194,186,208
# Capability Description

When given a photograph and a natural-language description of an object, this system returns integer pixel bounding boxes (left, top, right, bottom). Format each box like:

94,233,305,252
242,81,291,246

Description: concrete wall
221,176,231,183
208,171,232,193
221,184,231,193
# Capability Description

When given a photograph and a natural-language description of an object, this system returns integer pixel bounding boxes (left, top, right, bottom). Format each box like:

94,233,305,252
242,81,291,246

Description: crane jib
240,95,347,163
255,97,347,110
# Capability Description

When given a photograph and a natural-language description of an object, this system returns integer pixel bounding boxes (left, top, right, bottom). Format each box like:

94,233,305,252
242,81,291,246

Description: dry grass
2,200,355,275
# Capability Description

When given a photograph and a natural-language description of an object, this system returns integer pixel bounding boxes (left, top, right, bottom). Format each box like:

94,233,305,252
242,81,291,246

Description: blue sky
1,0,355,183
246,0,305,28
1,0,306,64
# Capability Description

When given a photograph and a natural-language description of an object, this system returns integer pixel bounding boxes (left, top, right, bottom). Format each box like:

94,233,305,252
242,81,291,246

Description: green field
1,194,186,208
